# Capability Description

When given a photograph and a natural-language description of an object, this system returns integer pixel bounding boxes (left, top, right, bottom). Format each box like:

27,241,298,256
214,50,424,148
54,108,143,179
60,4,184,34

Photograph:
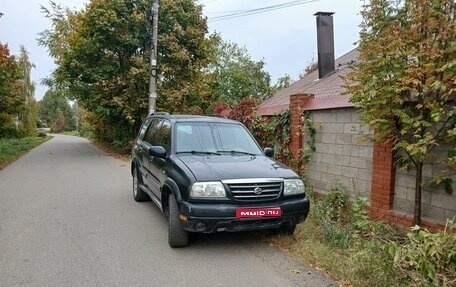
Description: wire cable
207,0,320,22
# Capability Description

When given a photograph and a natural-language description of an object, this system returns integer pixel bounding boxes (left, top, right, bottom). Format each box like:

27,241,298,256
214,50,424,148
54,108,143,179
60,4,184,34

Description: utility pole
148,0,159,114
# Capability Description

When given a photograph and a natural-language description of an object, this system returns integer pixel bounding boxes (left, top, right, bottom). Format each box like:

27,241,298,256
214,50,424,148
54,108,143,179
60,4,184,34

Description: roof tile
257,49,359,115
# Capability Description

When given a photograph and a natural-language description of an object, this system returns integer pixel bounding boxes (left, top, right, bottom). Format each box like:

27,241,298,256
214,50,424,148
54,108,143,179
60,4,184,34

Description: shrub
313,183,351,248
393,219,456,286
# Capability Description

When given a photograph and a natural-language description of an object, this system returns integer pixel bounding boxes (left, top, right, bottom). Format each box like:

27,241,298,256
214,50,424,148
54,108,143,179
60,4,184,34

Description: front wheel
168,194,189,247
132,167,149,202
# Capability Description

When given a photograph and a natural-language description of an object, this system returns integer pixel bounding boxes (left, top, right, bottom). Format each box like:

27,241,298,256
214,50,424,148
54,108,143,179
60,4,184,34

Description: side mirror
263,147,274,158
149,146,167,158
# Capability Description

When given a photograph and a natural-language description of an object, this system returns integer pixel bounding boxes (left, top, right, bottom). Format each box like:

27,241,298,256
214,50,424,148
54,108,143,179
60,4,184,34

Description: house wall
304,107,373,199
393,146,456,224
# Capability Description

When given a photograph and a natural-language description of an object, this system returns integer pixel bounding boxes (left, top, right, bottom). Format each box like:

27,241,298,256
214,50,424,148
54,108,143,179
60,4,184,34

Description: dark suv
131,113,309,247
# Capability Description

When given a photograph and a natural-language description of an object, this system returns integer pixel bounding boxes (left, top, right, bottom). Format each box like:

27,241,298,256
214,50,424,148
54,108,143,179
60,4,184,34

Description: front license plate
235,207,282,218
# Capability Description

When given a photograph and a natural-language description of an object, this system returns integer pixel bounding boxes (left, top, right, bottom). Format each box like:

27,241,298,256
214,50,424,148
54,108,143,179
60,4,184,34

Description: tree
208,37,271,106
299,58,318,79
345,0,456,225
39,0,213,146
51,108,66,133
270,74,293,95
0,43,23,137
17,46,38,136
39,90,75,130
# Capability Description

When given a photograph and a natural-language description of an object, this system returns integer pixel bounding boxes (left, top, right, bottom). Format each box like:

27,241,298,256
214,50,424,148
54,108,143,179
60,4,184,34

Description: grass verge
0,136,52,170
264,184,455,287
266,217,404,287
264,184,405,287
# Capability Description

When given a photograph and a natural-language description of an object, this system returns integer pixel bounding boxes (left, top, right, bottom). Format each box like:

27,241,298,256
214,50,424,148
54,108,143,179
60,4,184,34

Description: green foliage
78,121,95,139
0,45,38,138
301,111,316,163
39,90,75,130
254,110,292,164
0,136,52,168
303,182,456,286
277,184,404,287
226,99,295,166
299,58,318,79
0,43,23,137
392,220,456,286
345,0,456,225
270,74,293,95
209,37,271,106
17,46,38,137
313,184,350,248
39,0,213,145
50,108,66,133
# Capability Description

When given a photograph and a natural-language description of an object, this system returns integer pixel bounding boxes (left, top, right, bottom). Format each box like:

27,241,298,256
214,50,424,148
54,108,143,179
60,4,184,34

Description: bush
313,183,350,248
78,121,95,139
393,219,456,286
300,183,405,286
0,126,23,138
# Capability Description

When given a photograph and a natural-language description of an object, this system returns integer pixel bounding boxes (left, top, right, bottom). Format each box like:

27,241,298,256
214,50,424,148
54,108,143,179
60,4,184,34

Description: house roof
257,48,359,115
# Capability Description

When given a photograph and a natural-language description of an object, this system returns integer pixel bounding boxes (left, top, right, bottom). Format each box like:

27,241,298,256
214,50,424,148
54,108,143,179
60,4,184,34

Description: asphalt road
0,135,336,287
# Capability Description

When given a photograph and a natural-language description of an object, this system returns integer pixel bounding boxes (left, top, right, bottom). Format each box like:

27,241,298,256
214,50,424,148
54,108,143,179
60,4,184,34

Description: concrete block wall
304,108,373,198
287,94,452,230
393,146,456,224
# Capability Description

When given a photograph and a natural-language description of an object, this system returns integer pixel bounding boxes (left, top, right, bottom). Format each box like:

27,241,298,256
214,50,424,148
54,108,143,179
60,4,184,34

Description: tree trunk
413,161,423,226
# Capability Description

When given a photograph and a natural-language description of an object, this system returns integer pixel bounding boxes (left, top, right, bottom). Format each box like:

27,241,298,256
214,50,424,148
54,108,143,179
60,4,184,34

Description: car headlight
190,181,226,198
284,179,305,196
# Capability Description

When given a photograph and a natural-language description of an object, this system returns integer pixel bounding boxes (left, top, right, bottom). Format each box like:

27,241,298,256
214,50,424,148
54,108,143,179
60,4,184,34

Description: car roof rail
207,114,228,119
150,112,170,117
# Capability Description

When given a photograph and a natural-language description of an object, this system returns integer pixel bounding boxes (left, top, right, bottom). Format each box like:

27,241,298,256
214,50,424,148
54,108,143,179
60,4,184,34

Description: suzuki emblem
253,187,263,195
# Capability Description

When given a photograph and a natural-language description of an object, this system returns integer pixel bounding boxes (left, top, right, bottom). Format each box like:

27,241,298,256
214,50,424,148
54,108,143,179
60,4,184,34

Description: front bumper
179,196,310,233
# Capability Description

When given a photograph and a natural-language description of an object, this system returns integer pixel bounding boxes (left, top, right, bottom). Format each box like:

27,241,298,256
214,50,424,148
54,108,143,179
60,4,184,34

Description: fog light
194,221,206,232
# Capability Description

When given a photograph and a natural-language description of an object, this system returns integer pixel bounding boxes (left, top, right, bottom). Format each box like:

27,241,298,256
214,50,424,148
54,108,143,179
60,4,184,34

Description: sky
0,0,363,101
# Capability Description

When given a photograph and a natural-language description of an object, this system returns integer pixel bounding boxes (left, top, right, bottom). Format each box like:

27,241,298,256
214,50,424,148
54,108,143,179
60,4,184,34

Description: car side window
144,119,163,145
157,120,171,152
137,117,152,141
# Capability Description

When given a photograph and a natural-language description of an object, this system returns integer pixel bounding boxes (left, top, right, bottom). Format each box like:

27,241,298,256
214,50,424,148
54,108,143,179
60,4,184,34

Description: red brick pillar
289,95,308,159
370,138,395,221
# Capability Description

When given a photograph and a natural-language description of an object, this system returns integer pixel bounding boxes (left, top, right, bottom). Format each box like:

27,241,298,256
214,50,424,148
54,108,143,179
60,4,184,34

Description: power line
199,0,221,5
207,0,320,22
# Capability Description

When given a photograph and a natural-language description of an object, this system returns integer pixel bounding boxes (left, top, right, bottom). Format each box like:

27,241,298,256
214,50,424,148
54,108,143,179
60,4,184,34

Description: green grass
263,186,408,287
62,130,80,136
0,136,52,170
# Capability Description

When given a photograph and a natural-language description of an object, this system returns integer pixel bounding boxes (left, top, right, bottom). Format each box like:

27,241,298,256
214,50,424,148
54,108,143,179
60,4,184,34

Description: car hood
177,154,298,181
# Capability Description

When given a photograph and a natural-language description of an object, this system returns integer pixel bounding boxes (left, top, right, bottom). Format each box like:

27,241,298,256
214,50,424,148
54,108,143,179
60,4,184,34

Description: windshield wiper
217,150,256,156
176,151,221,156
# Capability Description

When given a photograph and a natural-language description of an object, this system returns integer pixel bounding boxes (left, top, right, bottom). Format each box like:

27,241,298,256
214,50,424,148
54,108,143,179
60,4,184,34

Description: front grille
223,179,282,201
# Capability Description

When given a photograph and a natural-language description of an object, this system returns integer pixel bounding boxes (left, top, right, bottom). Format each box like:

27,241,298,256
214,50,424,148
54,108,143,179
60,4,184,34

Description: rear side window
144,119,162,145
137,117,152,140
157,120,171,152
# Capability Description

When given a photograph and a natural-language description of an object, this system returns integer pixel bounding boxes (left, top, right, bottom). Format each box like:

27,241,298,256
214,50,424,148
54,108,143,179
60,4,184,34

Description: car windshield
175,122,262,155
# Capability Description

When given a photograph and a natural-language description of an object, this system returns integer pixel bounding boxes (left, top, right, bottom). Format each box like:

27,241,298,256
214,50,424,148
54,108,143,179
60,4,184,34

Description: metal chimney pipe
314,12,335,79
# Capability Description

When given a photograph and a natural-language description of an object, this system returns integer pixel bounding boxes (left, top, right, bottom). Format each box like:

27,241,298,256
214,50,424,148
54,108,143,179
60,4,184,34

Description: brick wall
370,139,395,220
289,95,305,159
304,108,373,199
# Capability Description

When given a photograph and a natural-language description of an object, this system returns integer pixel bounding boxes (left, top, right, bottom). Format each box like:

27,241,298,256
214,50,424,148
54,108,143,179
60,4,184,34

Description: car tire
279,224,296,235
133,167,149,202
168,194,189,247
